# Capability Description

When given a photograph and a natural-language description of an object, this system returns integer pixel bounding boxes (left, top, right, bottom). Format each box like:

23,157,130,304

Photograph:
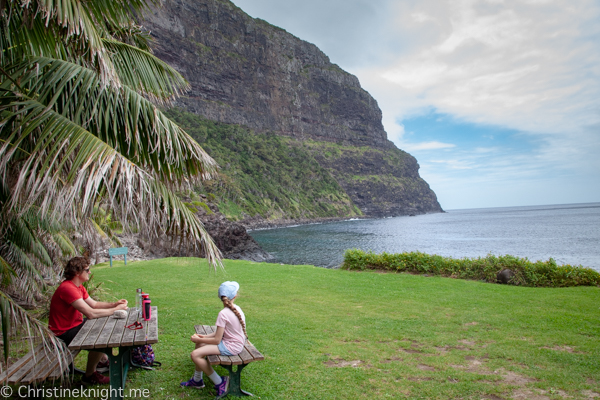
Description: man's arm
85,297,128,310
72,298,128,319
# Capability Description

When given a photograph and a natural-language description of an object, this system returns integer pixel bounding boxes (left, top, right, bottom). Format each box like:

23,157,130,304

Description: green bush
341,249,600,288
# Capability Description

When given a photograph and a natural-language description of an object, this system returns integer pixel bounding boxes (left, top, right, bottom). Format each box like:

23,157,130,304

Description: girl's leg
190,344,220,377
181,344,219,388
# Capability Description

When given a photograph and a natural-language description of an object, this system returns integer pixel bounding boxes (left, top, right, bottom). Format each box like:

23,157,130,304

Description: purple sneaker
215,376,229,397
180,377,205,389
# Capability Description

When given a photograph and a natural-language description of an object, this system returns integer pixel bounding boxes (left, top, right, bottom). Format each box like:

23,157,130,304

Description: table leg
101,347,131,400
219,364,253,398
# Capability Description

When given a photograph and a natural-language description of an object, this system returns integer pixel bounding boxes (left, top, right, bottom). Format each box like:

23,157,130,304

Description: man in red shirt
49,257,128,385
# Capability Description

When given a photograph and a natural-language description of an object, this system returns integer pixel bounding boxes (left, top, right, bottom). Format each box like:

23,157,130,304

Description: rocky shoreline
241,216,369,231
90,198,443,265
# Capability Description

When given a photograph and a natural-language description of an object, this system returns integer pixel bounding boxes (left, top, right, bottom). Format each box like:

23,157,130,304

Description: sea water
250,203,600,271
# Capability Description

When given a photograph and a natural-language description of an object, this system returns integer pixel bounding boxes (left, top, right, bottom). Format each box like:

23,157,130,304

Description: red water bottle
142,293,151,321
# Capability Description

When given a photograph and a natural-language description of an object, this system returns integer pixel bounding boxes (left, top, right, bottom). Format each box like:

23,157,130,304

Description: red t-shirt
48,280,89,336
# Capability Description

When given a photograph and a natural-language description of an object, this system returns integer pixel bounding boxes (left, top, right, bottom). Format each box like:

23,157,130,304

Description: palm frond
2,57,217,184
52,232,77,256
103,38,190,102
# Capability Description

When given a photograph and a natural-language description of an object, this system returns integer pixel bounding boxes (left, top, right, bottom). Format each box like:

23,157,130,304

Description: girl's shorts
218,341,235,356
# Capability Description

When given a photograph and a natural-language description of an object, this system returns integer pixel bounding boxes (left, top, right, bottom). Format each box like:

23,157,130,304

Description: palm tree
0,0,222,366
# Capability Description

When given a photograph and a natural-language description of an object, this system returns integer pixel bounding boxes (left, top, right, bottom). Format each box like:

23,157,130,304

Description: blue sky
230,0,600,210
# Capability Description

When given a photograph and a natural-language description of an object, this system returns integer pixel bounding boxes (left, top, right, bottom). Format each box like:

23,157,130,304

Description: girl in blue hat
181,281,247,396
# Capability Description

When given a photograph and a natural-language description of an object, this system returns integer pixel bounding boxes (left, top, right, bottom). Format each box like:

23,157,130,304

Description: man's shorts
56,320,86,346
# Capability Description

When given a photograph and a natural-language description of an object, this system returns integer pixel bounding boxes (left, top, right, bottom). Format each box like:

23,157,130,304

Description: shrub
341,249,600,288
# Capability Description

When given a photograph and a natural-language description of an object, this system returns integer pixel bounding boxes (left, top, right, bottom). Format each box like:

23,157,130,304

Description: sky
230,0,600,210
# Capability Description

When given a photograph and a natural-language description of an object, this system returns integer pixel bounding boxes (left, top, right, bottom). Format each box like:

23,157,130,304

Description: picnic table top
68,306,158,350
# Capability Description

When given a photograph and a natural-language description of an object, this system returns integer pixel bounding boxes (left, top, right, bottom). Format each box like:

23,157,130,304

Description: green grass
80,258,599,399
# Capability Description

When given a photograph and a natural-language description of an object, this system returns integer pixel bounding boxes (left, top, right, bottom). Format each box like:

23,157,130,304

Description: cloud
374,0,600,135
401,141,457,151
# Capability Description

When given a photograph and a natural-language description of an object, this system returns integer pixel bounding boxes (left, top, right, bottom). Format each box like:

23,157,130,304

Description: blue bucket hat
218,281,240,300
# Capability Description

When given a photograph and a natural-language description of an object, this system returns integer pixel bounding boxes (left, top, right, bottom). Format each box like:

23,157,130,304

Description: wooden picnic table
68,307,158,400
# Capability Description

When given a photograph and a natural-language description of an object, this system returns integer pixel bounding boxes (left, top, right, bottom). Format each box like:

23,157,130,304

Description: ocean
249,202,600,271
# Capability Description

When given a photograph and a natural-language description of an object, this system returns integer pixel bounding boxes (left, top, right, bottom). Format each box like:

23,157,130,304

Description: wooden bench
0,345,80,386
195,325,264,399
108,247,128,267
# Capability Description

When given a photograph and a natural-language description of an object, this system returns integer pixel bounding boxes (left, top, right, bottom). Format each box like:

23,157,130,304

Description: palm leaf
103,38,190,102
2,57,217,184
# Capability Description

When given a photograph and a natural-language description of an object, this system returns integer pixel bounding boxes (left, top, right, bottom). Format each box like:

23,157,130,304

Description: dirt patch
323,358,364,368
582,390,600,398
434,345,469,353
417,364,435,371
380,357,403,364
540,345,585,354
502,371,536,385
464,321,479,326
511,389,551,400
451,357,494,375
482,395,505,400
458,339,477,346
400,348,423,354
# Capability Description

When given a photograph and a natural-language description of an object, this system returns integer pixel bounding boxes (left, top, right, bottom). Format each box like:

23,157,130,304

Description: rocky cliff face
142,0,443,217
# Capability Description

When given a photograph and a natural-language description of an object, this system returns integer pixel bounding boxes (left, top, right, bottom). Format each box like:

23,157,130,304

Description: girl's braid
221,296,247,339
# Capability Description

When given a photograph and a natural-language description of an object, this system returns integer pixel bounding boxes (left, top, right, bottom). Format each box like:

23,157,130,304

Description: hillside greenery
164,108,361,221
342,249,600,288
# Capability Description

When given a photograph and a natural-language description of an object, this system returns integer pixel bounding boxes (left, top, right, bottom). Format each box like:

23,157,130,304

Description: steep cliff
142,0,443,217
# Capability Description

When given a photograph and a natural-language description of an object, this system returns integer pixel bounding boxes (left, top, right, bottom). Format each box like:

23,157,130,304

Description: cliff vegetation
165,108,361,222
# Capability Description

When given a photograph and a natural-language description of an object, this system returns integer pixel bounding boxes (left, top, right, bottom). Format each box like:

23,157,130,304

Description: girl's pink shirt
215,304,246,354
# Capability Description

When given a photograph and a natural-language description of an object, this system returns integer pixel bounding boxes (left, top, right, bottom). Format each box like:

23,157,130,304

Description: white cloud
401,141,457,151
373,0,600,136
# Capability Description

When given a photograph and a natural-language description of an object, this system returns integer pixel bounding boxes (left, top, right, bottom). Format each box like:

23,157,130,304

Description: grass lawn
83,258,600,400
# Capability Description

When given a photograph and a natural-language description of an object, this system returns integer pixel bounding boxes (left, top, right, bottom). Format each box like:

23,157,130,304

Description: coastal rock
93,199,270,264
497,269,515,284
141,0,443,218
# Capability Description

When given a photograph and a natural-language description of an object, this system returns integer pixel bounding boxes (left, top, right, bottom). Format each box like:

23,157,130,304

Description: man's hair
63,257,90,280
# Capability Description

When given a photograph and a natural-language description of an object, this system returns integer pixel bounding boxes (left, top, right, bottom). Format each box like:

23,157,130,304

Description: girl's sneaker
215,376,229,397
180,377,205,389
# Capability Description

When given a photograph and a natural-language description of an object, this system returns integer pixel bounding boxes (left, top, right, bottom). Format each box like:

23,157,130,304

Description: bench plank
68,319,97,350
94,315,118,348
0,344,42,382
237,346,254,364
107,309,131,347
146,307,159,343
133,308,155,346
120,308,141,347
21,350,56,384
81,317,108,349
8,354,40,384
245,341,265,362
48,349,80,380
